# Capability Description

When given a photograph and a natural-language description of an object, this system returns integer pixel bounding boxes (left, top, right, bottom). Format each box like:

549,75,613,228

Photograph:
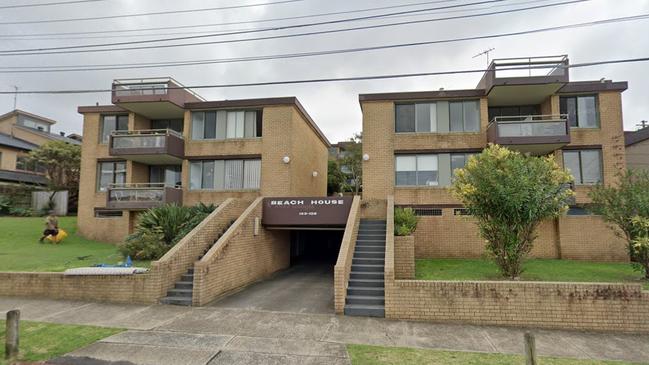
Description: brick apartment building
77,78,329,243
360,56,628,261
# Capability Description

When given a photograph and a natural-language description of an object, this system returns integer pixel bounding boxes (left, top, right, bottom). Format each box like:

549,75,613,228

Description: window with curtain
149,165,181,187
191,110,261,140
450,153,477,177
189,159,261,190
97,161,126,191
395,103,437,132
562,149,602,185
449,100,480,132
100,115,128,143
560,95,599,128
395,155,438,186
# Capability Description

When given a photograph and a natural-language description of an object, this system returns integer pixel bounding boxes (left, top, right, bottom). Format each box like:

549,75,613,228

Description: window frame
188,158,261,191
96,161,126,192
560,94,600,129
449,100,480,132
190,109,262,141
562,149,603,185
395,102,437,133
395,154,439,187
99,114,129,144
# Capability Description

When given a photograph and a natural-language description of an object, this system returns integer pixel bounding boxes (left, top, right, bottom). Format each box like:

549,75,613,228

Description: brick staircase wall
333,195,361,314
192,197,290,306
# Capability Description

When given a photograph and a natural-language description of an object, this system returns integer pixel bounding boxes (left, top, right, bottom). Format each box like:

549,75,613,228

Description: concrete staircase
160,220,236,306
344,219,386,317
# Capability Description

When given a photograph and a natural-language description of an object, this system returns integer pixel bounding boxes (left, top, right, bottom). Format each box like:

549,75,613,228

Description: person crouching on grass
39,212,59,243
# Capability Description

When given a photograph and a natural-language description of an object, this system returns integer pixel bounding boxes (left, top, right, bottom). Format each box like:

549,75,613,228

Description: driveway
209,262,335,314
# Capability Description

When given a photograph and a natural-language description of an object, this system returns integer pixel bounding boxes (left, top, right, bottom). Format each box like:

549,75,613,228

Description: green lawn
0,216,149,272
347,344,648,365
0,320,123,365
416,258,649,290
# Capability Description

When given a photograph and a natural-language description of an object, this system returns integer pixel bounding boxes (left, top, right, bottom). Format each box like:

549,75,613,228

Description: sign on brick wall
262,197,353,227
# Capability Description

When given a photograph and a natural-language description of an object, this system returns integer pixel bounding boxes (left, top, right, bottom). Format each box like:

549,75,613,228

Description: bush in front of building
395,207,418,236
589,170,649,279
119,203,216,260
451,144,574,279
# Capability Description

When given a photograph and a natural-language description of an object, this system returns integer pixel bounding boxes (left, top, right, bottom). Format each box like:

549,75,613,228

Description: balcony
109,129,184,164
106,183,183,210
111,77,204,119
478,56,569,105
487,114,570,155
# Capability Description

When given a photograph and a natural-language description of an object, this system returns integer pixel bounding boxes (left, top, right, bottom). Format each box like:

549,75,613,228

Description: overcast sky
0,0,648,143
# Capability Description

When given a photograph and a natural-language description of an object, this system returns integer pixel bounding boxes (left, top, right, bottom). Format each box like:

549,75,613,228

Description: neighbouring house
76,77,330,243
360,55,628,262
625,125,649,171
0,109,80,187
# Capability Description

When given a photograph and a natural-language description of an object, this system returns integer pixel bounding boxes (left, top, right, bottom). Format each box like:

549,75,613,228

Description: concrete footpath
1,297,648,365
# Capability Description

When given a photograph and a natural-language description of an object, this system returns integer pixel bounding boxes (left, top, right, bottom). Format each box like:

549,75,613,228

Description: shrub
630,216,649,279
9,207,33,217
0,195,11,215
395,207,418,236
120,203,216,260
451,144,574,279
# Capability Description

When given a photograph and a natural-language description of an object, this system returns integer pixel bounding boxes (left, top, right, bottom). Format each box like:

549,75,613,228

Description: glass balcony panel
498,121,567,137
112,135,166,149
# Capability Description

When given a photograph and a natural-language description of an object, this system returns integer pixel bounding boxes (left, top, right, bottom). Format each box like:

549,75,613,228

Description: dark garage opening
210,228,344,314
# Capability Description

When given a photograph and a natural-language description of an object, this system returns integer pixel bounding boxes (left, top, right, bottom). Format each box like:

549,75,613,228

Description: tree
589,170,649,279
27,141,81,212
451,144,574,279
339,133,362,194
327,160,346,195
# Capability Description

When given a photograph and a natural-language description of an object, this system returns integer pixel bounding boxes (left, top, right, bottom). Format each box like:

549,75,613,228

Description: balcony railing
487,114,570,155
477,55,569,91
112,77,204,101
106,183,182,209
109,129,185,162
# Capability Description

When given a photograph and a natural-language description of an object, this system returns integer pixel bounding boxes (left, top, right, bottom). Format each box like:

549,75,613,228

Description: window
563,149,602,185
413,207,442,216
395,103,437,132
189,159,261,190
16,155,45,173
450,153,476,178
488,105,540,120
151,119,183,133
97,161,126,191
100,115,128,143
450,100,480,132
95,210,123,218
20,117,50,132
150,165,181,187
395,155,438,186
191,110,261,140
560,95,599,128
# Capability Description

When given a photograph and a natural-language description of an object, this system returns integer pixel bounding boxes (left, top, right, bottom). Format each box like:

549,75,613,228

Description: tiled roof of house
625,127,649,146
0,169,47,185
0,132,38,151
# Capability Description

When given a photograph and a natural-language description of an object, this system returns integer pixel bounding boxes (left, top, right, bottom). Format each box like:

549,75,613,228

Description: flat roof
359,89,485,102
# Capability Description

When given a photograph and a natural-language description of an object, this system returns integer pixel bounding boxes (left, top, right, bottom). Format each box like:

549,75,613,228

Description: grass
416,258,649,290
347,344,648,365
0,320,123,365
0,216,149,272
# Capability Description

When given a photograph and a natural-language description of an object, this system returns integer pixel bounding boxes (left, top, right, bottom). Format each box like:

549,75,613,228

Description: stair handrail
334,195,361,314
385,196,395,283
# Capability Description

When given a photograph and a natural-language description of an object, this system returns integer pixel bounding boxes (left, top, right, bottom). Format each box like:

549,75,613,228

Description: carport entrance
209,197,351,313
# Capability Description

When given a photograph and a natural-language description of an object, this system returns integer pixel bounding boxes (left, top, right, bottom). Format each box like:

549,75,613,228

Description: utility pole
13,86,18,110
473,48,495,67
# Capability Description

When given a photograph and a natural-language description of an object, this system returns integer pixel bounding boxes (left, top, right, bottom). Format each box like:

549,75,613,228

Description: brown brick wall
192,197,290,306
334,195,361,313
394,235,415,279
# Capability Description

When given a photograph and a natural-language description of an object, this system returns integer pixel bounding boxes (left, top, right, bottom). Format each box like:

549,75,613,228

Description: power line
0,0,309,25
1,14,645,73
1,57,646,95
0,0,460,37
0,0,589,56
0,0,507,53
0,0,107,9
0,0,552,41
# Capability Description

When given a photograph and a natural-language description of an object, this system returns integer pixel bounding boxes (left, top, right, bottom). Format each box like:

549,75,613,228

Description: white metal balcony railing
110,129,183,149
112,77,205,101
107,183,181,204
490,114,569,138
491,55,568,79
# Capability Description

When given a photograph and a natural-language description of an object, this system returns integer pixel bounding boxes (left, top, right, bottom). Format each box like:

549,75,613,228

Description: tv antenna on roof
473,48,495,67
637,120,649,130
13,86,18,109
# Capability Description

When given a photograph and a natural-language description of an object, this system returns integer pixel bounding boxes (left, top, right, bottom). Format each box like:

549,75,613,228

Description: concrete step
167,288,192,298
357,235,386,241
346,295,385,306
350,271,383,280
160,296,192,306
347,286,384,296
355,245,385,252
351,264,383,273
344,304,385,317
186,268,194,274
354,251,384,259
174,281,193,290
349,278,384,288
352,258,384,265
355,240,386,246
360,219,386,224
181,273,194,282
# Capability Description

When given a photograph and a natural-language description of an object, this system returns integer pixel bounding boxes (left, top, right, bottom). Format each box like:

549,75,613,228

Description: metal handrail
108,183,168,189
111,128,184,138
112,77,206,101
489,114,568,125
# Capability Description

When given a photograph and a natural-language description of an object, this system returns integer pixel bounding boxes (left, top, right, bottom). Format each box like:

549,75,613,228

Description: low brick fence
334,195,361,313
384,195,649,333
394,235,414,279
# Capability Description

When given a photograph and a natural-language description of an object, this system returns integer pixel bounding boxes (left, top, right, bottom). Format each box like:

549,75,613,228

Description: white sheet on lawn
63,267,148,276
